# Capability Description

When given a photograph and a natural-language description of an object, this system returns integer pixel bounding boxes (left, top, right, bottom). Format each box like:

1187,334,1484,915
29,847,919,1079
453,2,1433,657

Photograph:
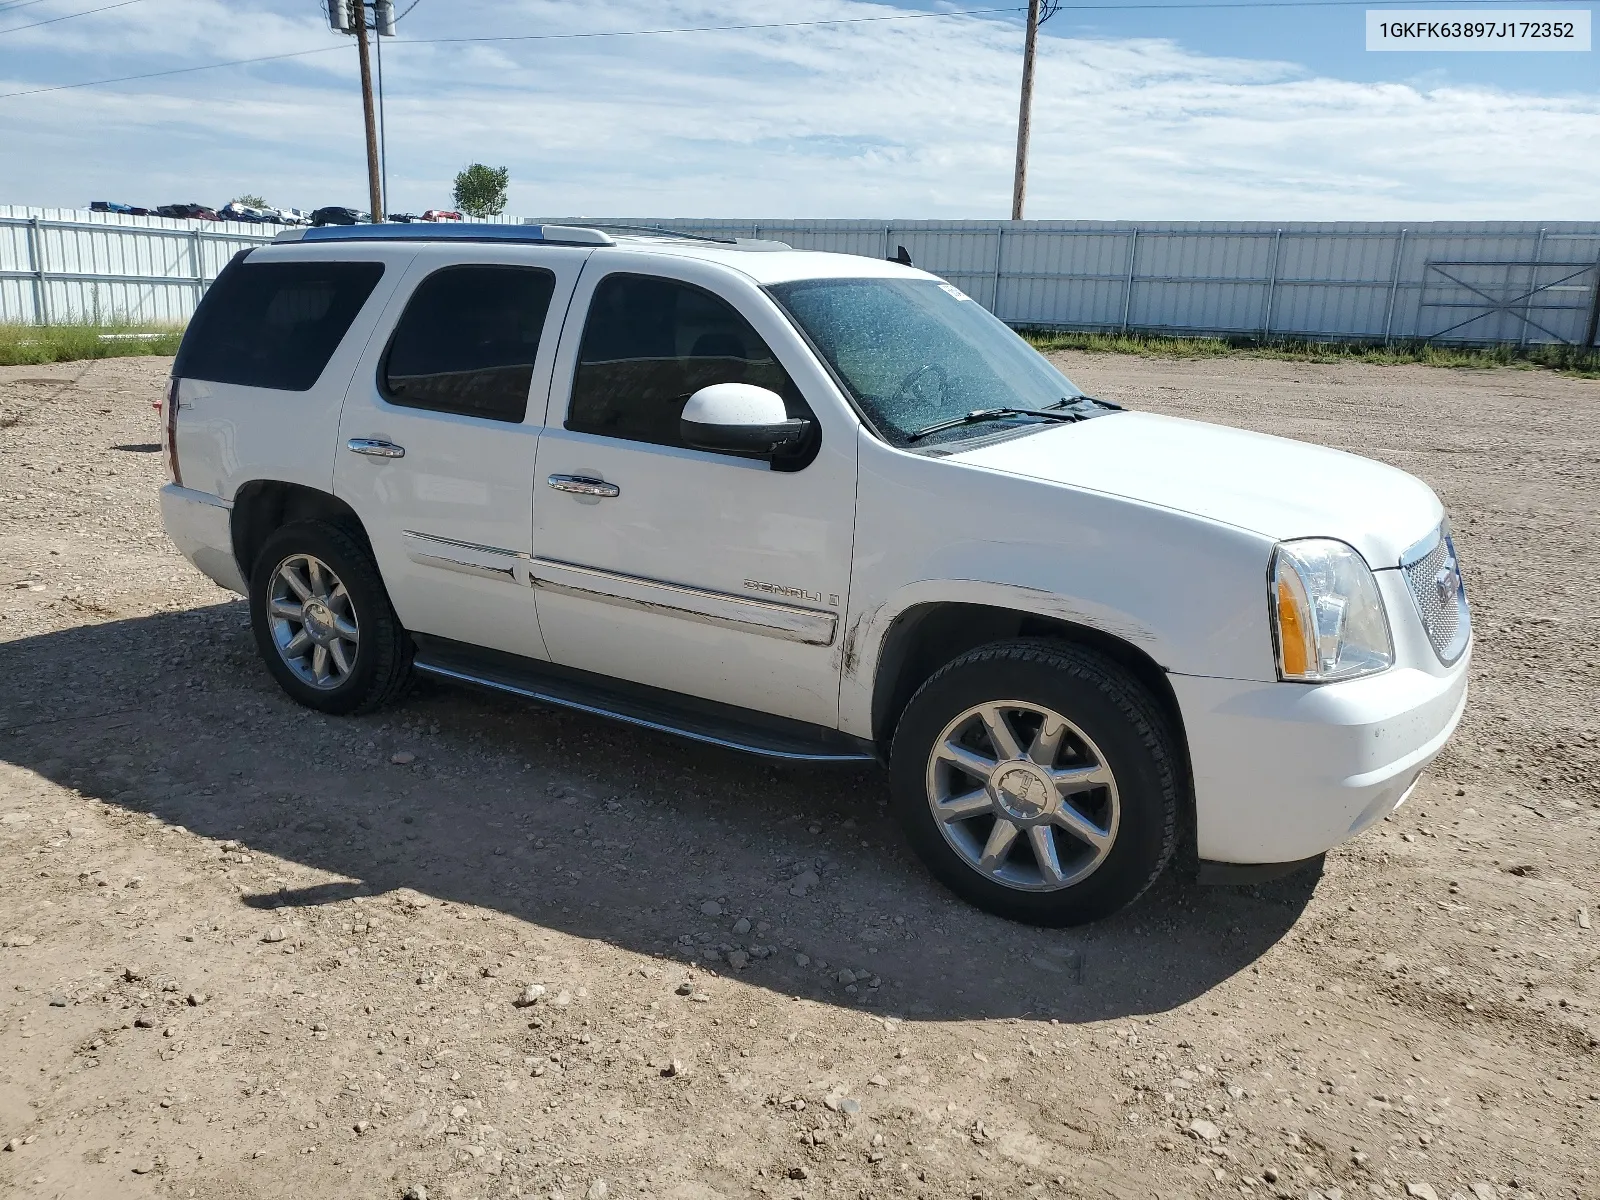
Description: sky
0,0,1596,219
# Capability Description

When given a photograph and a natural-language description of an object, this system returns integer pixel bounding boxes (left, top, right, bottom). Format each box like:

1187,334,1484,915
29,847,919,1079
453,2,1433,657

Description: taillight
164,378,182,487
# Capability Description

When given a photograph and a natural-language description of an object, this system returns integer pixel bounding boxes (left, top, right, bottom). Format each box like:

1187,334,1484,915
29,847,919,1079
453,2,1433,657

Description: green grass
1022,328,1600,378
0,322,185,367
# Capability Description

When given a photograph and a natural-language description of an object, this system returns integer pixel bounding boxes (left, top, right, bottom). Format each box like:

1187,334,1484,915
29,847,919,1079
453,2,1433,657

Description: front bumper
1171,651,1469,864
160,484,245,596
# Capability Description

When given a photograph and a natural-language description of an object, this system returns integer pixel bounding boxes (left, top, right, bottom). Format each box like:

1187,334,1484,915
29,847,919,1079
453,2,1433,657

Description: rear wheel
889,639,1180,926
248,520,412,715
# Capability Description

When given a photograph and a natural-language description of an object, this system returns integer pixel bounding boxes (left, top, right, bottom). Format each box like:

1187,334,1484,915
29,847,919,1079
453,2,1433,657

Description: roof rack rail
274,223,614,247
547,221,735,245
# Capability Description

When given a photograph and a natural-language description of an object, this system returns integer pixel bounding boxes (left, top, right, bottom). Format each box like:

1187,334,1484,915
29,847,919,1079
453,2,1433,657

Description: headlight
1270,538,1393,682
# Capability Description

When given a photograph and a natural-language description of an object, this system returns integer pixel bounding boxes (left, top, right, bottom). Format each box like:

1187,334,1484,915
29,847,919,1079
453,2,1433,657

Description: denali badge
1434,558,1461,605
744,578,823,604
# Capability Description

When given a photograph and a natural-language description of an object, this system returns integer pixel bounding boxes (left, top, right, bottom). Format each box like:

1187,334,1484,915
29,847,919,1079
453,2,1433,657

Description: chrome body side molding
528,557,838,646
401,534,838,645
402,530,527,583
166,484,233,511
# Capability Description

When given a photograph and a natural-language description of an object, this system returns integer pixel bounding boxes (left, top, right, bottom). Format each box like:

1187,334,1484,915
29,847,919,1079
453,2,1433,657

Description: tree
232,193,268,208
452,163,509,218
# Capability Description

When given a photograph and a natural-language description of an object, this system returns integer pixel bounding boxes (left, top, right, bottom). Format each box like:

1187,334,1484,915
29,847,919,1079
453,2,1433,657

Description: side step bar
411,636,879,765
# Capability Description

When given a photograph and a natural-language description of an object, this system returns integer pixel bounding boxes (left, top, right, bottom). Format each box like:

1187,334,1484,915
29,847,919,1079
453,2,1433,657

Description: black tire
889,639,1181,927
248,520,412,716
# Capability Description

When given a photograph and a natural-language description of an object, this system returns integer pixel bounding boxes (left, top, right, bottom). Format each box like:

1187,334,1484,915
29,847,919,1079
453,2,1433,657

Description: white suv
159,223,1470,925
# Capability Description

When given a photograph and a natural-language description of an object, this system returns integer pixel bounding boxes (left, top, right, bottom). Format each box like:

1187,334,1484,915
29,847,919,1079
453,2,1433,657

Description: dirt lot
0,352,1596,1200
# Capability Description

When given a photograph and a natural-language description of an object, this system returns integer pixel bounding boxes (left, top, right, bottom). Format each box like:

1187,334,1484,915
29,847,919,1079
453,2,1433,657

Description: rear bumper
1171,652,1469,864
159,484,245,596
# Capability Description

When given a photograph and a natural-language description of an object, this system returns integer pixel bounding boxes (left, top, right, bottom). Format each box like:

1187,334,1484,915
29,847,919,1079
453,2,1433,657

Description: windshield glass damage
768,277,1116,447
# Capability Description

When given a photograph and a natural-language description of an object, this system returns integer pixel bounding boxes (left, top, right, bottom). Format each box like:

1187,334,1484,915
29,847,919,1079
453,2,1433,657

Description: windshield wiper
905,407,1081,442
1043,394,1123,412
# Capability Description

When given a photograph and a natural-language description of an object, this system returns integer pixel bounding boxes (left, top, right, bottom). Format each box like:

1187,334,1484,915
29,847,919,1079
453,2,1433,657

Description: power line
0,5,1020,98
0,0,142,36
0,0,1579,101
0,43,345,99
0,0,58,14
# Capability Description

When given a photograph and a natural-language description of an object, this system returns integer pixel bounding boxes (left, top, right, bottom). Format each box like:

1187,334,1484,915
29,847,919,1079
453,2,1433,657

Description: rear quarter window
175,256,385,391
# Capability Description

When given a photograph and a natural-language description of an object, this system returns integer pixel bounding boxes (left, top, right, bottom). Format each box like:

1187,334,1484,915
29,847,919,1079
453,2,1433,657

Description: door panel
530,253,859,727
176,247,404,502
334,244,591,660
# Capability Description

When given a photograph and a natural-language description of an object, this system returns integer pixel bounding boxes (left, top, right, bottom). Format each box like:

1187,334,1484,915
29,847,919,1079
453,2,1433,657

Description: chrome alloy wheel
924,701,1120,892
266,553,360,690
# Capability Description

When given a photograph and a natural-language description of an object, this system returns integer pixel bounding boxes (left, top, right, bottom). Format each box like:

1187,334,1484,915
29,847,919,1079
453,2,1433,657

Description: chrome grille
1401,525,1470,665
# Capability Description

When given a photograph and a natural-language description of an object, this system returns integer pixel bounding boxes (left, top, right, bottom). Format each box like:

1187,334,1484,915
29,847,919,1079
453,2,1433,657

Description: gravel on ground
0,352,1595,1200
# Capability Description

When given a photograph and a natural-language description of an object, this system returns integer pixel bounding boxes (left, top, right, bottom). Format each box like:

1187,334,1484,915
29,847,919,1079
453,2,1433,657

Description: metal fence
5,206,1598,346
0,207,275,326
537,218,1600,347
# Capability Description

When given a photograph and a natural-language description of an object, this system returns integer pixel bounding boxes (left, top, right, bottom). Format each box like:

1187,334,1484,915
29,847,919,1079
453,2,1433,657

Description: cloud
4,0,345,74
3,0,1597,217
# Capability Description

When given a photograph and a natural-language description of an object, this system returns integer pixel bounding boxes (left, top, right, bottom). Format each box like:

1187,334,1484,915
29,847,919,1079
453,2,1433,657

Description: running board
411,636,879,765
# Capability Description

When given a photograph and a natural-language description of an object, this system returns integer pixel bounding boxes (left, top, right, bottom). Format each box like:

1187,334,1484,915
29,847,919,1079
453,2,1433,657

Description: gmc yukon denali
159,222,1470,925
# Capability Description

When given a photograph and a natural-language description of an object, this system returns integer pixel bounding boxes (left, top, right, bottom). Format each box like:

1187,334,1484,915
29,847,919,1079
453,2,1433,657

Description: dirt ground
0,351,1596,1200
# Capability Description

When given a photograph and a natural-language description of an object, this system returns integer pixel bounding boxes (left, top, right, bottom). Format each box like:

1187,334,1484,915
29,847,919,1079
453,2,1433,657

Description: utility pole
375,25,389,220
352,0,383,222
1010,0,1058,222
328,1,395,222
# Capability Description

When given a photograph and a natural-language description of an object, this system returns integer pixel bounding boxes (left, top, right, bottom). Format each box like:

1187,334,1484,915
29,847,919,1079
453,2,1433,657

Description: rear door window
380,264,557,423
175,257,385,391
567,273,803,448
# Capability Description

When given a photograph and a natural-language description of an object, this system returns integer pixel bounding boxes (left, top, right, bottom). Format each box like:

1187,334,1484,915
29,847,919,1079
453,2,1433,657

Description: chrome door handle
346,438,405,459
547,474,619,498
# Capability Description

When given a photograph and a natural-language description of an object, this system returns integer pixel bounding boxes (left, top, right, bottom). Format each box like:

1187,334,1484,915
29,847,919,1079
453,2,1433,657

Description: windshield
768,277,1086,447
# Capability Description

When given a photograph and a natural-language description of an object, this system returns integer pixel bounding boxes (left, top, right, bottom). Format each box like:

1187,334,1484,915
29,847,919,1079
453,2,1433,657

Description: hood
950,411,1442,567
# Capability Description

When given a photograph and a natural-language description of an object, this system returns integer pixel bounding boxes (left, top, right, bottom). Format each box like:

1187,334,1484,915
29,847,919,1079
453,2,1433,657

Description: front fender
838,432,1280,740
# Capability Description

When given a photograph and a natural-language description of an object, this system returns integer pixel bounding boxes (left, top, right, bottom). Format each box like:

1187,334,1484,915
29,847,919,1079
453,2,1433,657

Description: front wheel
889,640,1181,926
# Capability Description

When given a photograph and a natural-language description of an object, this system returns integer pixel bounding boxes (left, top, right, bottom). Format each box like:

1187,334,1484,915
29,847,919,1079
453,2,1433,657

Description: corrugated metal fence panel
0,278,35,322
1532,232,1600,344
0,219,34,273
773,224,892,258
5,210,1598,345
1265,229,1390,339
1135,230,1273,333
0,207,276,324
550,217,1599,344
1002,226,1121,329
897,224,1002,302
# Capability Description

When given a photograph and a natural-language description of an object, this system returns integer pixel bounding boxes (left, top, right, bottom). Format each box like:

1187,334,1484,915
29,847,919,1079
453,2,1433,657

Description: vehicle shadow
1,603,1320,1023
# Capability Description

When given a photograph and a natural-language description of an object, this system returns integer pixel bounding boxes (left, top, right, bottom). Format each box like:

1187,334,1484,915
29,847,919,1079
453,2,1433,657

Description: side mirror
680,383,810,458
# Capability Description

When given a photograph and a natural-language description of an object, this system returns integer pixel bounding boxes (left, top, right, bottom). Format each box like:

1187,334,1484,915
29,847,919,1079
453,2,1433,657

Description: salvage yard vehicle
310,206,365,226
158,223,1470,925
156,203,221,221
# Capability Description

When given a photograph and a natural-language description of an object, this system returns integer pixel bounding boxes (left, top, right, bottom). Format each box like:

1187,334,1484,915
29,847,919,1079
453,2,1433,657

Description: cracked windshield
770,277,1089,445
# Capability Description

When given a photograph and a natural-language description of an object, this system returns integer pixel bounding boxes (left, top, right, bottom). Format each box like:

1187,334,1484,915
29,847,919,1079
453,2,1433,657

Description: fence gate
1420,257,1600,346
